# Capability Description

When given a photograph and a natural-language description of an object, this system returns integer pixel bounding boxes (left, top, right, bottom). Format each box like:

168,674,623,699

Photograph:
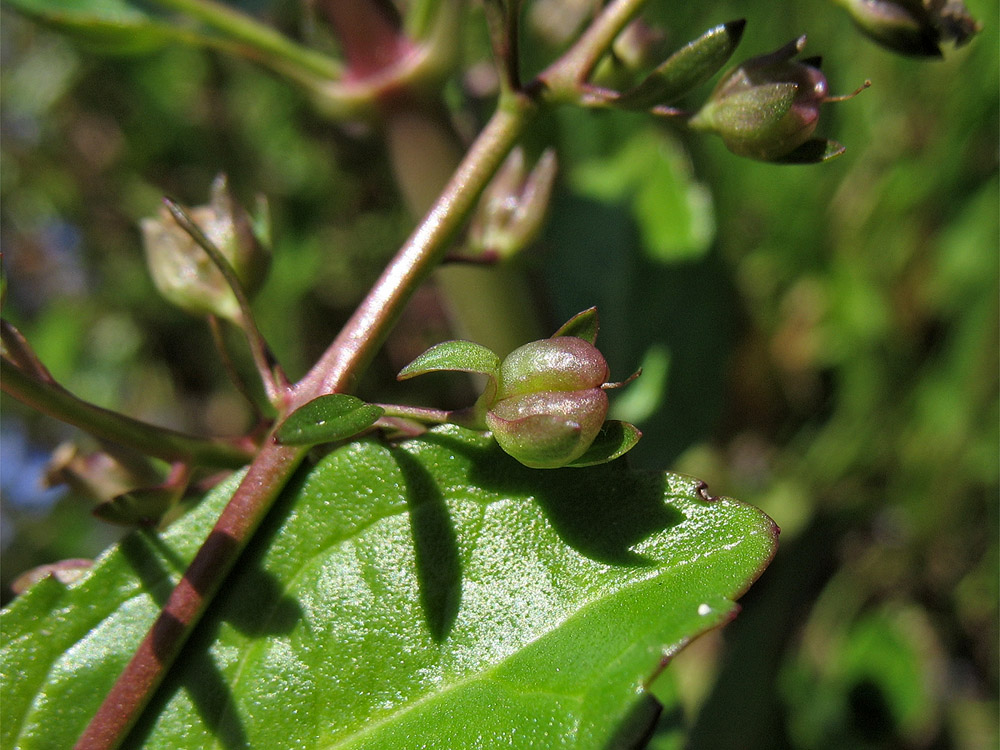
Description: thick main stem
294,97,535,402
74,442,305,750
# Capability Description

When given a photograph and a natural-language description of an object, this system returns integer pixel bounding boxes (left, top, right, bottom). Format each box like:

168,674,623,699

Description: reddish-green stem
293,98,533,401
74,441,305,750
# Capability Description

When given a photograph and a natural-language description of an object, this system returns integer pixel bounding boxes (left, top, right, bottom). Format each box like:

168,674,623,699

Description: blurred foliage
1,0,997,748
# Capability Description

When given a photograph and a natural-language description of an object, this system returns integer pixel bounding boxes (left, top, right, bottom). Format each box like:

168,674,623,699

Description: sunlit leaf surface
1,426,776,749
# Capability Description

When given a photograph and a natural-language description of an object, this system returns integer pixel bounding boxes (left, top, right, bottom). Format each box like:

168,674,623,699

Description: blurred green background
1,1,996,748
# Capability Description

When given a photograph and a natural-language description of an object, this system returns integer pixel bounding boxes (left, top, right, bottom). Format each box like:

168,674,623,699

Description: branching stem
75,1,654,747
293,96,534,403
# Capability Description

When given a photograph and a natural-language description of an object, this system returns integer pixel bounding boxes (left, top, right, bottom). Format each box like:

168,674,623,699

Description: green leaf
397,340,500,381
5,0,212,55
276,394,385,446
614,20,747,110
1,426,777,748
551,306,600,344
567,420,642,466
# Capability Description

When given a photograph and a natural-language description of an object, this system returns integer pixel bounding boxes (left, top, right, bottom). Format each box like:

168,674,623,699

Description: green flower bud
690,37,864,162
486,388,609,469
495,336,610,400
486,336,611,468
141,174,270,321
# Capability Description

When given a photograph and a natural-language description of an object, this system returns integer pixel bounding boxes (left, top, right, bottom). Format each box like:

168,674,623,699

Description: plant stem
207,315,266,419
151,0,342,80
294,94,537,402
73,94,537,750
73,441,306,750
376,403,452,423
536,0,650,100
1,358,252,469
1,318,53,380
373,402,486,429
483,0,522,93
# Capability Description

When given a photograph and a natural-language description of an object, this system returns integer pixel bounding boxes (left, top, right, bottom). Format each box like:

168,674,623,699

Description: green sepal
566,421,643,467
551,307,600,344
276,395,384,447
690,82,798,137
613,20,746,110
771,138,847,164
398,340,500,383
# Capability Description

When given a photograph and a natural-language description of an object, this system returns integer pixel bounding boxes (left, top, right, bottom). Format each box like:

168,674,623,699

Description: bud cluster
397,309,640,468
486,336,611,468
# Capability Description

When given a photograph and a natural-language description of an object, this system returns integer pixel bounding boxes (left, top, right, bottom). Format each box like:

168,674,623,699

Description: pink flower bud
486,337,611,468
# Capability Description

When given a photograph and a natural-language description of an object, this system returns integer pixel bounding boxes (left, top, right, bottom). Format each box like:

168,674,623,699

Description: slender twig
374,402,482,429
536,0,650,100
483,0,522,92
164,198,289,405
375,403,453,424
0,318,54,381
1,358,252,469
75,3,655,747
150,0,342,80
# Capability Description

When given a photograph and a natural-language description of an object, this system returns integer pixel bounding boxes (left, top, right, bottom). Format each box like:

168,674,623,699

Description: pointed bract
614,20,746,110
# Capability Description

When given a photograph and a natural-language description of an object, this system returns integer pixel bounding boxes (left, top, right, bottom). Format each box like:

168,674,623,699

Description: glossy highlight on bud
396,308,641,469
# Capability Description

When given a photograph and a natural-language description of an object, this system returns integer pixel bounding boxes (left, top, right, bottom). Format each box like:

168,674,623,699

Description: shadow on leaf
392,449,463,642
119,509,303,750
602,691,663,749
415,431,682,566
